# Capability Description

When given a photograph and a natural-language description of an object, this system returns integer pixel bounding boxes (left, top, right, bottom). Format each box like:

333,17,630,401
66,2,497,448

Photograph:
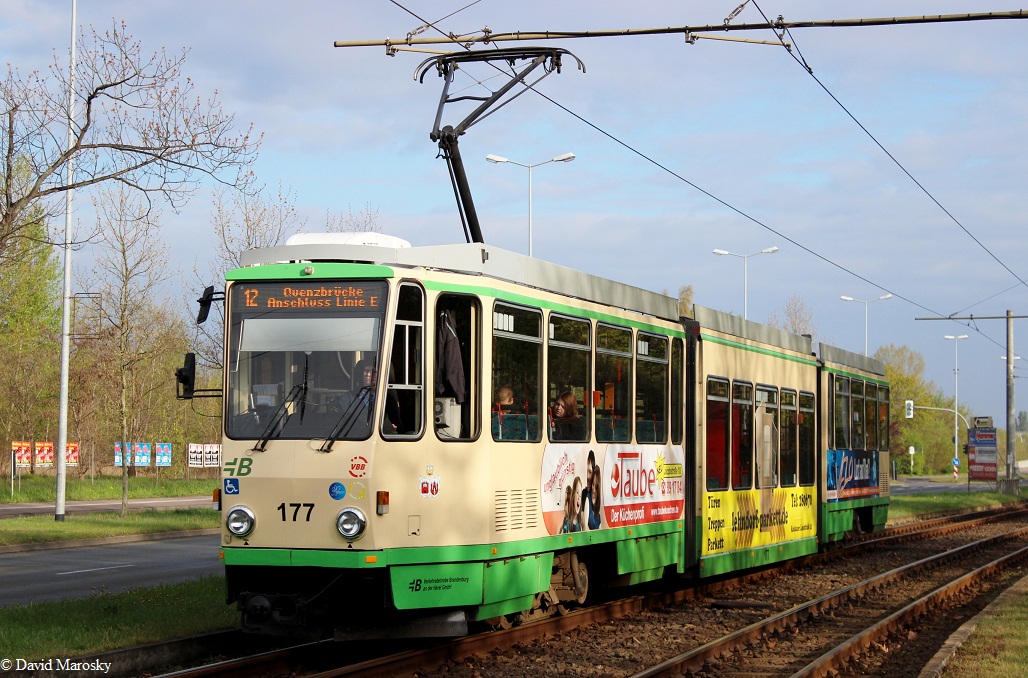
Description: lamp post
945,334,969,473
486,152,575,257
712,246,778,319
840,293,893,356
55,0,78,522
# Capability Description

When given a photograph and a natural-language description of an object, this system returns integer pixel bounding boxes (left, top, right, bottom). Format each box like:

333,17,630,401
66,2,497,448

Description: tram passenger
551,391,586,441
330,359,401,434
494,386,515,411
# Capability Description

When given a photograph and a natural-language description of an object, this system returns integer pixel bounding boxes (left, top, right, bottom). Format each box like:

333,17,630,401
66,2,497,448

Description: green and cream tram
177,233,888,638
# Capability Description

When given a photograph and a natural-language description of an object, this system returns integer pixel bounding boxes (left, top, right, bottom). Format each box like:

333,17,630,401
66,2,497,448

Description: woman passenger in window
551,391,586,441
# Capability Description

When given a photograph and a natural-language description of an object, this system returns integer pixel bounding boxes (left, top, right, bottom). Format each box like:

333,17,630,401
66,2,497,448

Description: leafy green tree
0,208,61,474
875,343,958,474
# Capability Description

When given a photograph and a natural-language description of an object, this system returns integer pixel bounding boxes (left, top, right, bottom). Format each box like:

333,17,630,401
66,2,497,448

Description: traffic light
905,400,914,419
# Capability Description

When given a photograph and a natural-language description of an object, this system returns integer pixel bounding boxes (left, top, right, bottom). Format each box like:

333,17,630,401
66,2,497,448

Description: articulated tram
179,232,889,639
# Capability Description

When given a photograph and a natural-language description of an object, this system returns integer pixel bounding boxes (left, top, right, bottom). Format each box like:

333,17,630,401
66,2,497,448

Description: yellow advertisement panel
701,486,816,556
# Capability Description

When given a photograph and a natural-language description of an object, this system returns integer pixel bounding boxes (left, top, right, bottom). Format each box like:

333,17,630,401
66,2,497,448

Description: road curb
0,528,220,554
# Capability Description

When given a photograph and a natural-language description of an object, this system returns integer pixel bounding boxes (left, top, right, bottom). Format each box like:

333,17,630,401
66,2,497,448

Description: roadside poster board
114,442,134,466
188,443,204,468
65,442,79,467
34,441,54,468
134,442,151,467
155,443,172,467
968,428,998,481
13,441,32,468
203,444,221,468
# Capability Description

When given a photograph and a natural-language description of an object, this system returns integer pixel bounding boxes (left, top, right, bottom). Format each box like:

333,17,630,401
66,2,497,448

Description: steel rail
629,524,1028,677
149,505,1028,677
793,541,1028,677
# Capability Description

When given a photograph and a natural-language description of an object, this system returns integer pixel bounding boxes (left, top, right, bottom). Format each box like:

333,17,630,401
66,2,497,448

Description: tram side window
755,387,779,488
596,324,633,443
878,386,890,450
851,380,865,451
833,375,850,450
636,333,668,444
547,315,590,443
435,294,479,441
384,283,424,438
732,381,754,490
780,390,798,487
799,392,816,485
671,338,684,445
492,303,542,442
864,383,878,451
706,378,730,491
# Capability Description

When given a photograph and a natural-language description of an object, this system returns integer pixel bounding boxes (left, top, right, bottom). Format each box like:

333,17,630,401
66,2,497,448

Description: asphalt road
0,534,222,608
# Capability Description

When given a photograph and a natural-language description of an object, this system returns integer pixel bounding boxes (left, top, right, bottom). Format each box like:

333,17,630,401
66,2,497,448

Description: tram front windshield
225,280,388,441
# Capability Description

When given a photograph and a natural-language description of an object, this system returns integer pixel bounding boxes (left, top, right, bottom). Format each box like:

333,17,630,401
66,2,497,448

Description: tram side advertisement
826,448,881,502
540,444,685,535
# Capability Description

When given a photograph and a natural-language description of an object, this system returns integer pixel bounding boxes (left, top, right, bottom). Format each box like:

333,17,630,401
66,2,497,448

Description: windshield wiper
251,383,303,452
252,355,310,453
319,385,372,453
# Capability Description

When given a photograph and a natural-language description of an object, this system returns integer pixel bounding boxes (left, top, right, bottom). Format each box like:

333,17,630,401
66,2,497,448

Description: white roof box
285,232,412,249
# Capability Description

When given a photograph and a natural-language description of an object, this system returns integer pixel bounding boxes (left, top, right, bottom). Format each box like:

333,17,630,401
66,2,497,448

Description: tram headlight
336,507,367,540
226,505,256,537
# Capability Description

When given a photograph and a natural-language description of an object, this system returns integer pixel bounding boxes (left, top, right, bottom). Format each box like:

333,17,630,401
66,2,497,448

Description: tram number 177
277,502,315,522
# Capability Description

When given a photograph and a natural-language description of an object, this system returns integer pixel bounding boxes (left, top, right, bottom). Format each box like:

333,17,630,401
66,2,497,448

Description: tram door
756,387,779,521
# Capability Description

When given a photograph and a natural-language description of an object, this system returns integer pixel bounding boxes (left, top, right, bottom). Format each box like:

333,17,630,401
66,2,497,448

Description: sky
4,1,1027,426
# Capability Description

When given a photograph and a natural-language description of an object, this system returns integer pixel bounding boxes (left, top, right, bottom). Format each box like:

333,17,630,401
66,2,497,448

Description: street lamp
945,334,969,472
840,293,893,356
712,246,779,320
486,152,575,257
1001,355,1024,379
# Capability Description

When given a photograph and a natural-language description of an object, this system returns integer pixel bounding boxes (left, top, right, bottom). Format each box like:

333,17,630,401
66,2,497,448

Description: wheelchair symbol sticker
224,478,240,495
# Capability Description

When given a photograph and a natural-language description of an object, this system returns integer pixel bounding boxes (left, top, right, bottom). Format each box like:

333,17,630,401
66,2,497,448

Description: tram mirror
196,286,225,325
175,353,196,400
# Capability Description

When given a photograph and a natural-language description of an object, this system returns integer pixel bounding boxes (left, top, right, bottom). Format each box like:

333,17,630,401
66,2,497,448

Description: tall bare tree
767,294,817,340
0,19,260,262
91,185,175,515
188,183,305,375
660,284,694,319
326,203,380,233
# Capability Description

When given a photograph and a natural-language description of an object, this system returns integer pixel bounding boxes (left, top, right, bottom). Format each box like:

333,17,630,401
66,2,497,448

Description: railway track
139,505,1028,678
632,523,1028,676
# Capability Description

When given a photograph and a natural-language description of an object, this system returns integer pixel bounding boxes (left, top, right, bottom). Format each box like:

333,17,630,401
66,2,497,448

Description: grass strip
3,476,218,503
887,491,1024,524
0,509,220,546
0,576,237,659
943,575,1028,677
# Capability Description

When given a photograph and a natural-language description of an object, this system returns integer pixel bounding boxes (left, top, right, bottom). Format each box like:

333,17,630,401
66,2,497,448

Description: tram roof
819,342,886,377
692,304,814,356
239,239,680,321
